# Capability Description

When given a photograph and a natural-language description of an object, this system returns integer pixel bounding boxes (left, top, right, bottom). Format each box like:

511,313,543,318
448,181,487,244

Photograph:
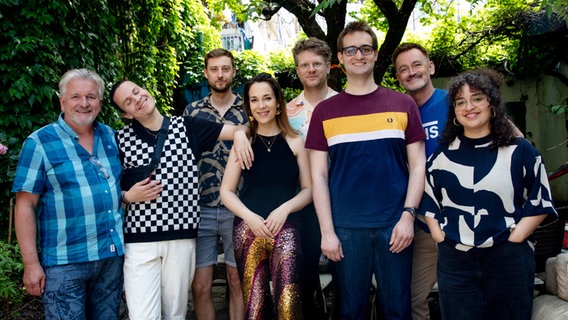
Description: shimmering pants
233,219,303,320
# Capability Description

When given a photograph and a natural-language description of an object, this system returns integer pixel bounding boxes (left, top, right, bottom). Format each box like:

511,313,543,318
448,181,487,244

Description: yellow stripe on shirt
323,112,408,146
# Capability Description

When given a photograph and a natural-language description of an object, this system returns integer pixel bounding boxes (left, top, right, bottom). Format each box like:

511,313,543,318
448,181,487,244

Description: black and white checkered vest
117,116,200,243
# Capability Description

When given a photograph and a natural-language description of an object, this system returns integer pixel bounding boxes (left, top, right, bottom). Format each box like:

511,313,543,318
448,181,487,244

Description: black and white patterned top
116,116,223,243
421,135,557,251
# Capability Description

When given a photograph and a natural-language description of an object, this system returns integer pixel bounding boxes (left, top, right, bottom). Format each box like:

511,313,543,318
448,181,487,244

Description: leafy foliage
541,0,568,24
110,0,194,115
0,242,25,307
548,104,568,119
0,134,20,242
0,0,122,239
268,49,301,99
233,50,271,88
268,49,296,74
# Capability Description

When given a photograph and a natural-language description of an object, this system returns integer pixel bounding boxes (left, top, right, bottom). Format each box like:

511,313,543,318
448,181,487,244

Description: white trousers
124,239,196,320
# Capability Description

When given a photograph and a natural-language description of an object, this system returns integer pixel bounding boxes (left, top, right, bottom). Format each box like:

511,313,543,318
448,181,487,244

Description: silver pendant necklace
258,134,277,152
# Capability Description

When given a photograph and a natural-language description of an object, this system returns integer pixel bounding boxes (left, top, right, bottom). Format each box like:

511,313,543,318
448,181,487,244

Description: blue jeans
437,240,535,320
334,226,413,320
42,255,124,320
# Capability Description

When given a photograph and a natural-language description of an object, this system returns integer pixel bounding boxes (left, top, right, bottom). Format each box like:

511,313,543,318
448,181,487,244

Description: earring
453,117,461,126
491,109,496,118
248,116,255,122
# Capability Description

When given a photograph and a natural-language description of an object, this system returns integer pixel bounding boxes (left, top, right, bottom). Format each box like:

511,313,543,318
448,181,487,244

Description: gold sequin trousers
233,219,303,320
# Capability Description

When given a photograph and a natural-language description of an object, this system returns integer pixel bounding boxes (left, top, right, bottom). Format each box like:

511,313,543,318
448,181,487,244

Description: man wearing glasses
287,37,337,319
287,37,337,138
12,69,125,319
305,21,426,319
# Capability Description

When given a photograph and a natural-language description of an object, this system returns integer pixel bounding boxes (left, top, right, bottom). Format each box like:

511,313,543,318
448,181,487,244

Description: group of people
12,19,558,320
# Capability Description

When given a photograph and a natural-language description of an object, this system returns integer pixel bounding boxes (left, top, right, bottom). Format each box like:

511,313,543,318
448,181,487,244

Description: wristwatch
403,207,417,218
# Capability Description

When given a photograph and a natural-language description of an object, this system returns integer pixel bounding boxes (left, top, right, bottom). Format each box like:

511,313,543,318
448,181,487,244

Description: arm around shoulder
218,124,250,141
219,124,253,169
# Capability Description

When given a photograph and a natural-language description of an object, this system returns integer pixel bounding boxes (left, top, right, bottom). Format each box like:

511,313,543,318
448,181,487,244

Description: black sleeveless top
238,134,300,225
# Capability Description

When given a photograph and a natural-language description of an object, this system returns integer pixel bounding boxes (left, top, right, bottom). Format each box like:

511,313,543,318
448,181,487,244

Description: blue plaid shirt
12,113,124,267
184,93,248,207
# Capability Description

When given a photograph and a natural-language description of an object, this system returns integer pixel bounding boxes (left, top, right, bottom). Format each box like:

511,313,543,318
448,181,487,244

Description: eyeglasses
453,94,488,110
89,156,110,179
340,45,375,57
298,62,326,71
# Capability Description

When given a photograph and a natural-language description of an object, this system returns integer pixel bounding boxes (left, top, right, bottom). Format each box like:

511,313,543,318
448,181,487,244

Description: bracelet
403,207,417,218
121,191,130,204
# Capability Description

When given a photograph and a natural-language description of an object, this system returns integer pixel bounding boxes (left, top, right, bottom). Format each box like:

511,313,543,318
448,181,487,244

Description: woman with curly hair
420,68,557,320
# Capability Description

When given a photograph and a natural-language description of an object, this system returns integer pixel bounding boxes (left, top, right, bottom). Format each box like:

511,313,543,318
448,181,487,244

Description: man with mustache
393,43,448,320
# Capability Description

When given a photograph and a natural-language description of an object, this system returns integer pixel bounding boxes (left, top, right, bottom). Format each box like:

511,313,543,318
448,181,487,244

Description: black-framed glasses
453,94,488,110
89,156,110,179
340,45,375,57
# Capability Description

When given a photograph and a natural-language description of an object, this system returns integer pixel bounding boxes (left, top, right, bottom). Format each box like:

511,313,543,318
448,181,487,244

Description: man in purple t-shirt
305,21,426,320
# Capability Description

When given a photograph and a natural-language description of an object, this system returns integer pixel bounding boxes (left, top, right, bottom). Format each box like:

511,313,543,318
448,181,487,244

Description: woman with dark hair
220,73,311,319
420,68,557,320
441,68,517,147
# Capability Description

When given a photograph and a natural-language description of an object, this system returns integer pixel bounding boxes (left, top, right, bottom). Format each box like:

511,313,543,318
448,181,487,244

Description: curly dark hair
442,68,516,149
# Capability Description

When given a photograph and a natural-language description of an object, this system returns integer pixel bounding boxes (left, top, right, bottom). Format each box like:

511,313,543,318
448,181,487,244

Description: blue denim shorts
196,205,236,268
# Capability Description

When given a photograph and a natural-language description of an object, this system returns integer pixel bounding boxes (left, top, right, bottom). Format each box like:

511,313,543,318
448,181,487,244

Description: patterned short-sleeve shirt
12,113,124,266
183,93,247,207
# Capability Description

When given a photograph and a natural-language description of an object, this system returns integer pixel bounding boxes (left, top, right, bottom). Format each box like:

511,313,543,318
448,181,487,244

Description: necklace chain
143,126,158,139
258,135,277,152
